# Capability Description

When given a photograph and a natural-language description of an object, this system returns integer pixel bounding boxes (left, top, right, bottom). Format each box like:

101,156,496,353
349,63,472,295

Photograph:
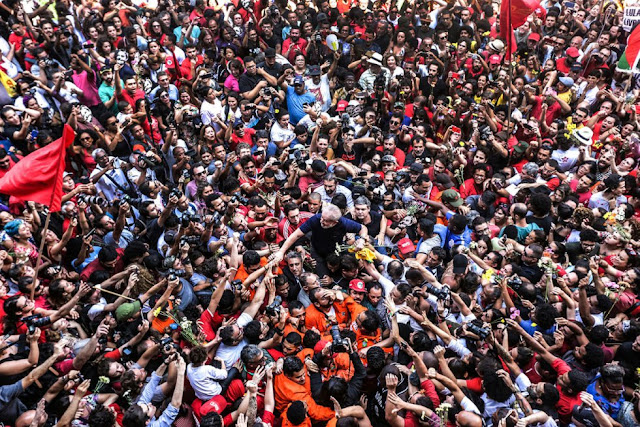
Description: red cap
314,340,330,354
489,54,501,64
336,100,348,112
528,32,541,42
566,47,580,58
397,237,416,255
200,395,228,415
349,279,366,293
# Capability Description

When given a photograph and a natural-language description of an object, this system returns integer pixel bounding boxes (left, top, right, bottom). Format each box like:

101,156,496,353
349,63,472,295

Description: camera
21,315,52,334
167,268,185,281
63,30,71,37
180,235,200,245
121,194,142,207
181,214,201,227
507,275,523,291
230,192,248,205
139,153,159,168
315,33,322,43
182,169,191,180
230,279,243,292
200,72,213,80
169,188,183,199
241,0,251,9
160,337,177,352
269,5,279,16
424,282,450,300
78,194,107,206
466,323,490,340
43,59,55,68
266,295,282,317
330,325,349,353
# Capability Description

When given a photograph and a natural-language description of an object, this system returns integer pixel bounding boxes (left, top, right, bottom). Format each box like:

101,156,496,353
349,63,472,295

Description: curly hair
572,206,594,228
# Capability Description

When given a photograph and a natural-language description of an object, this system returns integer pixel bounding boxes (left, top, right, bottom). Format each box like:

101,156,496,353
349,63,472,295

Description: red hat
336,100,348,112
489,54,501,65
566,47,580,58
313,340,330,354
200,395,228,416
349,279,366,293
397,237,416,255
528,32,541,42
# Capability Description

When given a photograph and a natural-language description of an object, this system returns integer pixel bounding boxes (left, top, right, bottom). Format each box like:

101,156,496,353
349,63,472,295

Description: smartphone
564,1,575,8
64,70,74,78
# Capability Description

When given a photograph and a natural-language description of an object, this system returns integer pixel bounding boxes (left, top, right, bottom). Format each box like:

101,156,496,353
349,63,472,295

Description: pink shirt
72,69,101,107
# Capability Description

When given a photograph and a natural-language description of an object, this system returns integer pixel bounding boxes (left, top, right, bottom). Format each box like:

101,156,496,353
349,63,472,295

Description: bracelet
275,328,284,335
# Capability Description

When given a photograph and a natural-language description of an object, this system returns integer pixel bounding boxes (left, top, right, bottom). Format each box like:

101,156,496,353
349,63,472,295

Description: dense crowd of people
0,0,639,426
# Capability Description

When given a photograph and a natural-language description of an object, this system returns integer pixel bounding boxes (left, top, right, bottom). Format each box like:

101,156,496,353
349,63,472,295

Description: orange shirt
305,297,366,334
274,370,335,421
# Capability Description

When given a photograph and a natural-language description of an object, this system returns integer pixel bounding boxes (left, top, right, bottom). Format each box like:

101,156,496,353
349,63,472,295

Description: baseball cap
349,279,366,293
200,395,229,416
265,47,276,58
489,54,501,65
317,12,328,22
100,65,114,74
397,237,416,255
293,75,305,85
381,155,397,163
513,140,530,154
115,300,142,322
452,254,468,274
559,76,574,87
528,32,541,42
441,189,463,207
409,162,424,173
393,101,405,109
336,100,348,112
309,65,321,76
566,47,580,58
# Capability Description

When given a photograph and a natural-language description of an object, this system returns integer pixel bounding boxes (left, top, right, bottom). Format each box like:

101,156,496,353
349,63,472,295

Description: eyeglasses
80,136,92,142
390,120,400,125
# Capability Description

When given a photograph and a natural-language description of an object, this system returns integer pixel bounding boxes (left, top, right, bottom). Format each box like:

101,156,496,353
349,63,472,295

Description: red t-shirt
117,88,146,111
552,358,583,424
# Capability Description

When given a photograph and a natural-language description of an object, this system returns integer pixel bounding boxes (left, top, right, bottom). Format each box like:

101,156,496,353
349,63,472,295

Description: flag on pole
0,124,74,212
499,0,542,58
618,24,640,72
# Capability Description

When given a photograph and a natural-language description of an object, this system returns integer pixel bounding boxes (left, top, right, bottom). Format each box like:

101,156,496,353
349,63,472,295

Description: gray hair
323,204,342,221
522,162,539,177
286,251,303,262
240,344,263,364
354,196,370,207
92,148,107,160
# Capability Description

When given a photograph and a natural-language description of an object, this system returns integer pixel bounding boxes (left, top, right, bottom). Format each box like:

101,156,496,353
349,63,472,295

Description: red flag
500,0,541,56
0,124,74,211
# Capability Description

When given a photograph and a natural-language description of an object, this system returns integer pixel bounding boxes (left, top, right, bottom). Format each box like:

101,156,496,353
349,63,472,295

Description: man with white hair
90,148,132,200
273,204,368,277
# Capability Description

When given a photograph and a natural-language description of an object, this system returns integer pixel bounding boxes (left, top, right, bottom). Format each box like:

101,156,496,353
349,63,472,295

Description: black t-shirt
345,211,383,240
334,142,365,165
527,215,553,234
2,125,28,153
257,61,283,79
238,73,265,95
299,214,362,257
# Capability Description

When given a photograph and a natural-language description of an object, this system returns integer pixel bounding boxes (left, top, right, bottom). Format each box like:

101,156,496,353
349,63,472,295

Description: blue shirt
286,86,316,125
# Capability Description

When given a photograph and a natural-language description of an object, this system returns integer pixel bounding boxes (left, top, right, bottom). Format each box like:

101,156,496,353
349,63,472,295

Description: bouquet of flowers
537,257,560,279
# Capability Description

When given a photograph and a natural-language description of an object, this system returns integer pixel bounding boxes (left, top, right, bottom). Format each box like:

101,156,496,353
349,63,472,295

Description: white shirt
216,312,253,369
304,74,331,112
187,364,227,401
200,99,224,129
